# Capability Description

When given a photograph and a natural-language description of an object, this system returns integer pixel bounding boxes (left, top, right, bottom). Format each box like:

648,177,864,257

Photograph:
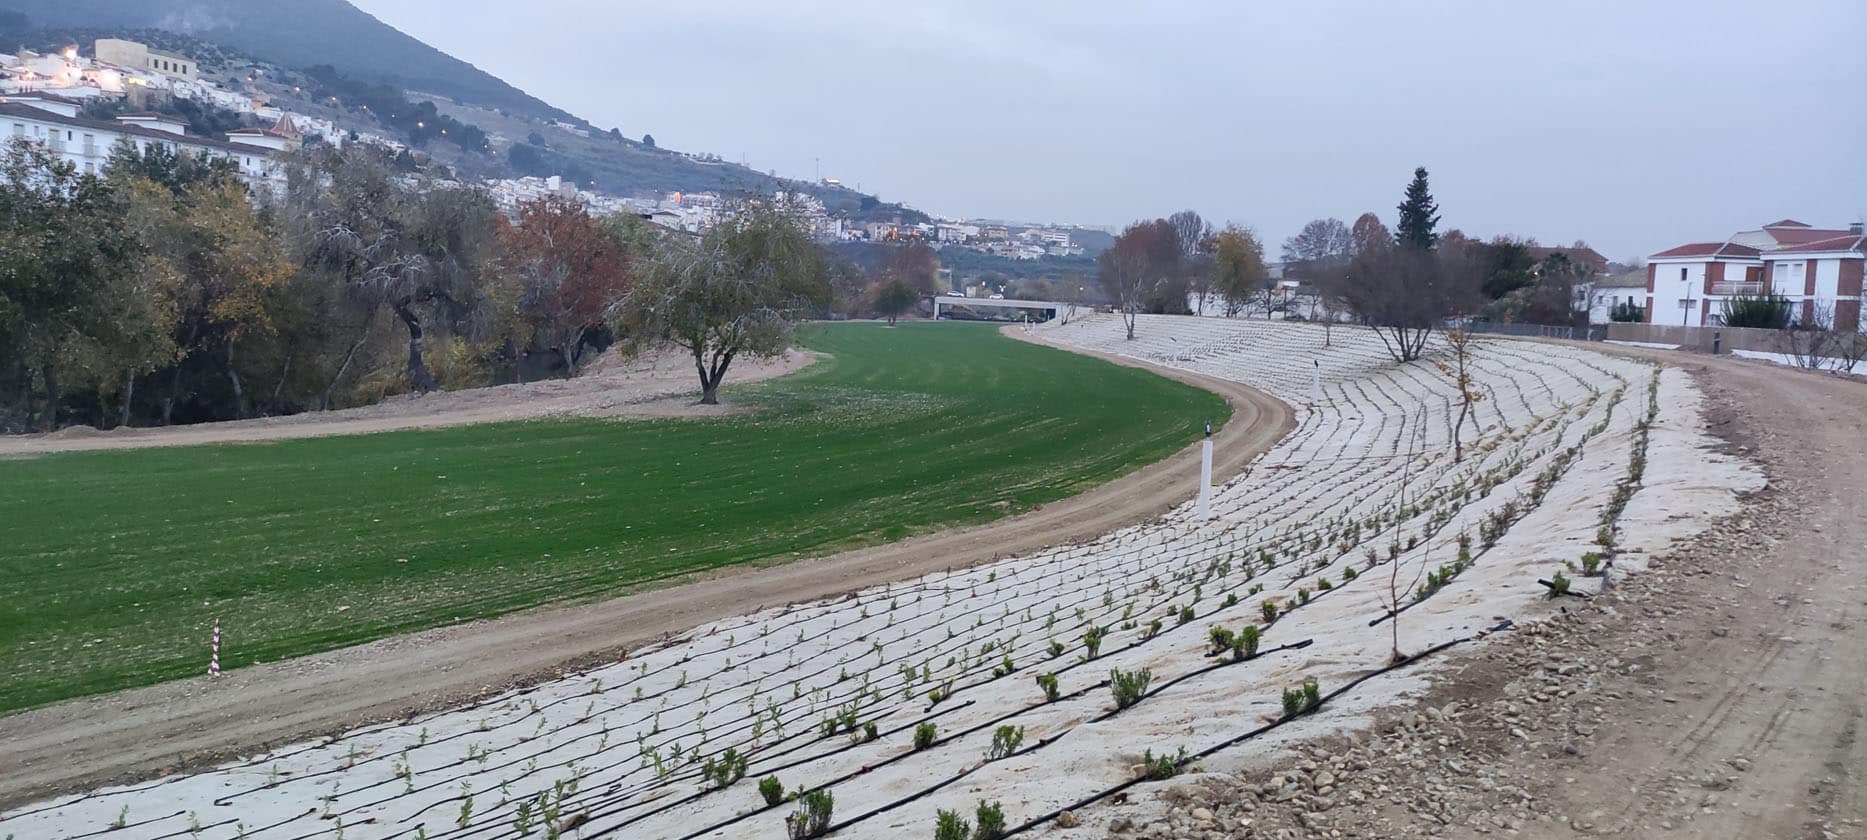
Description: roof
4,91,82,105
1762,219,1810,229
1649,241,1763,260
1763,233,1865,256
1596,269,1649,288
0,102,276,157
1763,226,1856,247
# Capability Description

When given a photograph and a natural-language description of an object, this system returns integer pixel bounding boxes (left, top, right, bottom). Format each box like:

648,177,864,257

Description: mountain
0,0,574,123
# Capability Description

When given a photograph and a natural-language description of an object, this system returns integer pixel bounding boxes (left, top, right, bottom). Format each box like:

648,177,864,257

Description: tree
1167,210,1214,313
1211,225,1268,317
873,278,918,325
1776,302,1839,371
642,133,656,148
616,200,829,404
498,195,634,378
1281,218,1353,284
1099,219,1180,340
0,140,146,429
1434,329,1484,462
1349,213,1392,259
1394,167,1440,252
1325,235,1481,363
130,177,295,422
292,147,499,396
1476,236,1537,299
106,139,240,195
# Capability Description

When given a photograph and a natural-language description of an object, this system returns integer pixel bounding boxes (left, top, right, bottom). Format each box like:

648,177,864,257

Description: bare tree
1281,218,1353,281
1324,240,1481,363
1099,219,1180,340
1777,301,1840,371
1435,328,1484,462
1168,210,1215,314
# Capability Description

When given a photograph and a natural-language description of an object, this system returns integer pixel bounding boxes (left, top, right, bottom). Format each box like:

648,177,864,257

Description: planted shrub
1082,626,1107,658
934,809,971,840
1549,571,1572,597
759,775,785,807
1047,639,1065,658
1141,746,1189,780
1579,552,1603,576
986,725,1025,760
1207,626,1236,656
1142,618,1163,639
786,789,834,840
854,721,878,744
703,748,748,789
1297,588,1311,605
973,800,1007,840
1232,624,1261,662
1343,566,1358,581
1110,667,1153,710
1281,678,1321,718
914,722,938,750
1035,672,1060,702
1177,605,1196,625
1222,592,1239,608
1260,600,1279,623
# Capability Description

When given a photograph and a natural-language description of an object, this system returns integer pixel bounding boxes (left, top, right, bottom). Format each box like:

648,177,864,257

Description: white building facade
1646,220,1866,330
1,95,284,193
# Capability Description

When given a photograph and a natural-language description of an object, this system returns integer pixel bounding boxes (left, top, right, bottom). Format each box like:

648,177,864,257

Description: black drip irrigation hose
995,619,1514,838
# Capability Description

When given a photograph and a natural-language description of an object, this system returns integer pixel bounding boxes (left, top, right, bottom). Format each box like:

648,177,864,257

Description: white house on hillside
1,93,286,193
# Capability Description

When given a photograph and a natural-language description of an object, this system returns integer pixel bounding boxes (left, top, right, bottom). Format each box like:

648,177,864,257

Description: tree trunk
268,354,293,416
118,370,136,429
321,336,366,411
393,301,437,393
40,363,59,431
227,336,248,420
692,346,715,405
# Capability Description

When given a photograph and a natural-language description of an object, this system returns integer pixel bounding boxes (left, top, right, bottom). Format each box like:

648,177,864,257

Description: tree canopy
615,200,829,404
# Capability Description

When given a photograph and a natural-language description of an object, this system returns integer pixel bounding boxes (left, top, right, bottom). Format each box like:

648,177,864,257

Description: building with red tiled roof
1646,220,1866,330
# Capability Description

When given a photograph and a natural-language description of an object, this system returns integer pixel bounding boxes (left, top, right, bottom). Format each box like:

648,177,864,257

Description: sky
351,0,1867,262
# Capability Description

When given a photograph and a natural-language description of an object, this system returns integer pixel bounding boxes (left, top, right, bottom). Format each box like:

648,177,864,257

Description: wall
1608,323,1795,353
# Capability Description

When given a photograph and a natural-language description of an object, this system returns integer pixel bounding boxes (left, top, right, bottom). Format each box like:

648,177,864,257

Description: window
1679,267,1687,282
82,161,94,174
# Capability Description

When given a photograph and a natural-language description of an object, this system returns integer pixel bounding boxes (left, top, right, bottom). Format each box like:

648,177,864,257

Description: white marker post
1197,421,1214,520
209,618,221,677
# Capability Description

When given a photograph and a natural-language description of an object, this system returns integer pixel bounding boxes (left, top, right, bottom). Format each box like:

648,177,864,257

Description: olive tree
617,200,829,404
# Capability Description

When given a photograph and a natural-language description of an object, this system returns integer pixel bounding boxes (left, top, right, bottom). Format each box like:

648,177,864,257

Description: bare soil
1101,345,1865,840
0,347,814,457
0,328,1295,809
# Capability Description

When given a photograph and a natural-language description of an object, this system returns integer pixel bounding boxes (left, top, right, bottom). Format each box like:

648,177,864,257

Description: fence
1460,321,1606,342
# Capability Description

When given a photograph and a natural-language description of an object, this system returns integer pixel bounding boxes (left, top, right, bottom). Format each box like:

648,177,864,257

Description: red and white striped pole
209,619,221,677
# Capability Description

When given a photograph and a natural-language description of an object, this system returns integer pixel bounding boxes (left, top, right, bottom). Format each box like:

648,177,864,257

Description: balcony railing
1710,282,1763,296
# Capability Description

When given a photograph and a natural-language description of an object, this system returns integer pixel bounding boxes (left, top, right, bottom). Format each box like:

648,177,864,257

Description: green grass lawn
0,322,1228,714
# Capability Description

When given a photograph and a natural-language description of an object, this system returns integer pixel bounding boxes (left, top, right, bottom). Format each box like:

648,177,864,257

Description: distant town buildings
93,38,198,81
1646,219,1866,330
0,92,286,192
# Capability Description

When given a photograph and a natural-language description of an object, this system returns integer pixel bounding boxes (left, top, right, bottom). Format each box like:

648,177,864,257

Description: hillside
0,0,573,123
0,1,925,217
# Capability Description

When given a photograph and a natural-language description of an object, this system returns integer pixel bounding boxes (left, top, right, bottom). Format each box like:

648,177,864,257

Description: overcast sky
353,0,1865,261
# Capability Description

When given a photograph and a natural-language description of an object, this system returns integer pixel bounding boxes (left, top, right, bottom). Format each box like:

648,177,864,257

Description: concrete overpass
931,295,1068,322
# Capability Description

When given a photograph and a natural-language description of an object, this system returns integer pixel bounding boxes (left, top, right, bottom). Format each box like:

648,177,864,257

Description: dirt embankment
1099,345,1865,840
0,328,1295,809
0,347,815,457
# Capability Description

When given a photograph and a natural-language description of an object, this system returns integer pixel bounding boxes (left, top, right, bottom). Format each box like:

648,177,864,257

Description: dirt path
0,329,1295,809
1109,345,1865,840
0,348,814,456
1521,347,1867,839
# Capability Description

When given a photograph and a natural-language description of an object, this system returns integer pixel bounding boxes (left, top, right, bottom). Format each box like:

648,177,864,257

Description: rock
1191,807,1215,823
1055,811,1080,828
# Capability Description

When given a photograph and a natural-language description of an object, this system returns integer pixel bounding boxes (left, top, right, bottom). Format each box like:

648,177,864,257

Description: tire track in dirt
0,328,1295,809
